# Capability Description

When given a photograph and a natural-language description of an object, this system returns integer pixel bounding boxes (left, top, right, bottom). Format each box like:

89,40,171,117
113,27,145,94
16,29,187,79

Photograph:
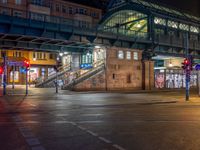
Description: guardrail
62,60,105,89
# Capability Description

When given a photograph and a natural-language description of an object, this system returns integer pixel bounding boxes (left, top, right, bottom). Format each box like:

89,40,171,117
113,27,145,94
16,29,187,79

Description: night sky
150,0,200,16
67,0,200,17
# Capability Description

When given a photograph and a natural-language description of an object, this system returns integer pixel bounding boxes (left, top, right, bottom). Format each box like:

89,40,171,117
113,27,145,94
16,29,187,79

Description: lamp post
184,32,190,101
2,52,7,96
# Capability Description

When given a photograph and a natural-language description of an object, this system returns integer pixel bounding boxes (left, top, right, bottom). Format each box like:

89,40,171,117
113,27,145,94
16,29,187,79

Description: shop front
155,69,198,89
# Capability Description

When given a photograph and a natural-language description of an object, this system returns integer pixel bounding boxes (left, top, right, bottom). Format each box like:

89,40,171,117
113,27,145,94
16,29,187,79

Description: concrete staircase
62,61,105,90
35,64,71,88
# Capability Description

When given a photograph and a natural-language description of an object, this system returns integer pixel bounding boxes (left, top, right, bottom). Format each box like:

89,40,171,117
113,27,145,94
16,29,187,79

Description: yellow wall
4,50,57,66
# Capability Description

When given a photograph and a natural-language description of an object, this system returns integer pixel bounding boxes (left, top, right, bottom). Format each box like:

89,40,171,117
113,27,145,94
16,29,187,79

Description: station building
0,0,200,90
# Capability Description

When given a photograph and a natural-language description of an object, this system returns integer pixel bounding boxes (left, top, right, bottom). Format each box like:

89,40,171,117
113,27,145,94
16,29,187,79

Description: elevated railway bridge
0,0,200,90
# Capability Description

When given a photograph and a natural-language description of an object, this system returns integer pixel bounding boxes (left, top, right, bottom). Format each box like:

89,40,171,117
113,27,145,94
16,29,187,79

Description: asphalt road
1,86,200,150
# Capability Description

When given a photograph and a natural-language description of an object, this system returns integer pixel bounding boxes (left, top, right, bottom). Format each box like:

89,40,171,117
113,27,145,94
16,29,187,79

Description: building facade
0,0,102,85
0,0,102,27
0,50,57,84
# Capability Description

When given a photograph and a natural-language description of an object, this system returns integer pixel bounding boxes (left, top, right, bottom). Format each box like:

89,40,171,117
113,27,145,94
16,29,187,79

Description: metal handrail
62,60,105,87
35,64,71,86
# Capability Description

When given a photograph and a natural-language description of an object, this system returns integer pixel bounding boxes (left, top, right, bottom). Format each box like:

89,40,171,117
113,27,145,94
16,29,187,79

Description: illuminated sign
7,61,24,66
195,64,200,70
80,64,93,69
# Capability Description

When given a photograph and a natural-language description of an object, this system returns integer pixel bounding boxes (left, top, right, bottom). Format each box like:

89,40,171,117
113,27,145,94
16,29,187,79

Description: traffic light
182,58,190,70
0,66,4,75
24,60,30,70
189,56,194,71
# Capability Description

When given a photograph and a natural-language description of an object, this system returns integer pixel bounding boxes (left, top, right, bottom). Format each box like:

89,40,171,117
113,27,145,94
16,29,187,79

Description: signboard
195,64,200,70
7,61,24,67
80,63,93,69
10,71,19,83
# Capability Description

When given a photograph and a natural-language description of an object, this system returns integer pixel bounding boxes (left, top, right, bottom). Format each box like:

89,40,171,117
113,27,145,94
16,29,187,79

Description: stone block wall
106,47,143,91
73,71,106,91
73,46,154,91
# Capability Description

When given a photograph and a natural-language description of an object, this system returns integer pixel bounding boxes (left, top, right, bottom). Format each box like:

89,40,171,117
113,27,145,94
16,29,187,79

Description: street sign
7,61,24,67
195,64,200,70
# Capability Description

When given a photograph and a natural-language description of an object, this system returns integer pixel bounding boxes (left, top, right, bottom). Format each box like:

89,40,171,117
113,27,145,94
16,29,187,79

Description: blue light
80,63,93,69
195,64,200,70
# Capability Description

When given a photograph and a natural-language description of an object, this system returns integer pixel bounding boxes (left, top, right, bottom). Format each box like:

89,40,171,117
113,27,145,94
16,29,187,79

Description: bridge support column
142,60,154,90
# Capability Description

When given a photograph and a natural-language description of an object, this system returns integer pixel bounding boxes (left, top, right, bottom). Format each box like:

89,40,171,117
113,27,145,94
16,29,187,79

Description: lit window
118,50,124,59
154,17,166,26
179,23,189,31
190,26,199,33
168,20,178,29
13,51,23,57
15,0,21,5
133,52,138,60
34,52,46,60
126,51,131,60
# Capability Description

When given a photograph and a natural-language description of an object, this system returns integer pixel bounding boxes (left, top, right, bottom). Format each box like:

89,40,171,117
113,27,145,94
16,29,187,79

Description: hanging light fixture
169,59,173,67
59,52,63,57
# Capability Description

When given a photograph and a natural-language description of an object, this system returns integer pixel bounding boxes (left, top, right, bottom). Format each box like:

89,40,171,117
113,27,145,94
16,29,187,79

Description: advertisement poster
10,71,19,83
155,69,198,89
29,68,39,82
155,72,165,88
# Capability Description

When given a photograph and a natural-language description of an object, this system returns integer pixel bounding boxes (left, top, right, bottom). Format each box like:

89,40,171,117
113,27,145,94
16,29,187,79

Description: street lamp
59,52,63,57
169,59,173,67
95,45,101,49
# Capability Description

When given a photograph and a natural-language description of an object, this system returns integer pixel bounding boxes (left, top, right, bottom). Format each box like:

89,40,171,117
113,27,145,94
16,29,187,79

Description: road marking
31,146,46,150
77,126,86,130
29,104,37,107
26,138,40,146
55,114,69,117
55,121,70,124
81,114,104,116
71,122,77,126
86,130,98,137
98,137,112,144
113,144,126,150
77,121,104,124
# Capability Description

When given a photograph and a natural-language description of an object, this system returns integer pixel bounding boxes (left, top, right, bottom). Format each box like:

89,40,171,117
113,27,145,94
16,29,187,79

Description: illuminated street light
169,63,173,67
87,52,90,56
169,59,173,67
57,57,60,61
59,52,63,57
136,23,141,28
33,57,36,61
95,45,101,49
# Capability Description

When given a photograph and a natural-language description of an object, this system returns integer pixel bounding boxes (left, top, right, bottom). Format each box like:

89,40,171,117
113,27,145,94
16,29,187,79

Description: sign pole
185,33,190,101
198,71,200,97
3,52,7,96
56,70,58,93
26,69,28,95
12,66,15,89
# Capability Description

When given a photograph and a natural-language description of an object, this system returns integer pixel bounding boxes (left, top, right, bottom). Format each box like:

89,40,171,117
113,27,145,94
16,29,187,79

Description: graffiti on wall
155,69,198,89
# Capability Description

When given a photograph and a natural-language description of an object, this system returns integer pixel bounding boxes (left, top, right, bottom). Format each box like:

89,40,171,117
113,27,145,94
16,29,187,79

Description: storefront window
168,20,178,29
10,71,19,83
133,52,138,60
118,50,124,59
28,68,39,82
81,53,92,64
126,51,131,60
